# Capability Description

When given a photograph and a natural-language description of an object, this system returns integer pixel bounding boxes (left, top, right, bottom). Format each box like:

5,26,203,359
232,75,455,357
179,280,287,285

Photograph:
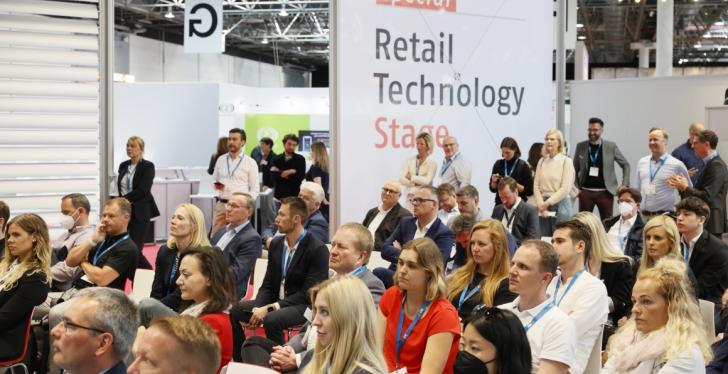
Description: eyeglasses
225,203,244,209
59,317,107,335
381,188,399,195
443,143,457,148
409,197,436,205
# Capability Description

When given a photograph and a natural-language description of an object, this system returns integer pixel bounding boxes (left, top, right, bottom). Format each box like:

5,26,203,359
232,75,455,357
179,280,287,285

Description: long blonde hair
166,204,211,250
0,214,51,289
301,276,387,374
638,215,682,274
611,258,712,362
393,237,447,301
447,220,510,306
311,142,329,172
573,212,628,264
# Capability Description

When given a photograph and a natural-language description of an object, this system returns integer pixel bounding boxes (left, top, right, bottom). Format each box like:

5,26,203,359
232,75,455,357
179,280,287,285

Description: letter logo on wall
375,0,456,12
184,0,224,53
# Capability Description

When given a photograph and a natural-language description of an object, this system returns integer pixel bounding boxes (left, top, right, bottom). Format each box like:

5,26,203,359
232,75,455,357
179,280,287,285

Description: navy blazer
381,216,454,270
117,159,160,222
211,222,263,300
491,201,540,245
683,155,728,235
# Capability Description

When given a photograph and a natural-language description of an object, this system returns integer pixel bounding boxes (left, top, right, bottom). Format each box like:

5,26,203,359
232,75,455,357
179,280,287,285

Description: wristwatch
267,305,276,313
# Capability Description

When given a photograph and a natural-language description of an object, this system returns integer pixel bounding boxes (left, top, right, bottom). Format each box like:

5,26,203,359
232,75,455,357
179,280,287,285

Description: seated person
0,200,8,256
451,185,488,225
491,177,540,245
603,187,645,263
231,197,329,345
51,193,95,291
262,181,329,245
379,238,460,374
362,180,412,252
437,183,460,224
450,213,475,269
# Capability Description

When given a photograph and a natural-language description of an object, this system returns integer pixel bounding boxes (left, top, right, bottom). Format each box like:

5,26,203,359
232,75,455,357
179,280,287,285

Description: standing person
305,142,330,221
362,181,412,252
491,177,540,246
527,143,543,176
439,136,471,190
212,128,260,215
635,128,691,220
400,132,438,189
573,117,631,218
207,136,228,175
603,187,646,264
489,137,533,205
378,237,461,374
118,135,159,269
0,200,8,253
0,214,51,360
533,129,575,233
270,134,307,202
672,121,705,184
253,137,277,191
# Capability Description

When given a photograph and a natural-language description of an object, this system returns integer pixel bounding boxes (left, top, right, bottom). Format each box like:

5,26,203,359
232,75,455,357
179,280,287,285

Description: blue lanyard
503,159,517,177
167,255,179,295
682,241,690,262
226,154,244,178
395,299,430,367
649,155,667,182
588,143,602,165
457,275,481,311
552,269,585,306
92,235,130,266
440,153,460,176
524,301,555,332
350,265,367,277
281,231,307,281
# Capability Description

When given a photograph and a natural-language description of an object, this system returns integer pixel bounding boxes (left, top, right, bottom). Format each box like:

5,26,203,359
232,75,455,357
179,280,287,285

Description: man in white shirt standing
212,128,260,216
549,220,609,374
439,136,471,190
500,239,575,374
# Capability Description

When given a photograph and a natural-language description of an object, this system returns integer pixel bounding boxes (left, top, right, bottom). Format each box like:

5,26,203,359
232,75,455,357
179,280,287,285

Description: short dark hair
675,197,710,221
0,200,8,232
521,239,559,275
499,137,522,159
450,213,476,234
695,129,719,149
589,117,604,127
229,128,246,141
456,185,479,199
464,308,532,374
436,183,455,196
554,220,592,260
497,176,518,192
617,186,642,204
282,134,299,144
260,137,273,147
282,196,309,223
62,193,91,214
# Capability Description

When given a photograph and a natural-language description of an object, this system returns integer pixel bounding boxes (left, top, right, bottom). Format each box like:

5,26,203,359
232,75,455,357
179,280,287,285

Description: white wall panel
0,48,98,66
0,0,98,19
0,14,98,34
0,147,96,161
162,41,198,81
0,30,97,50
0,130,97,144
1,195,98,212
0,179,97,194
199,53,230,82
0,114,97,129
233,58,260,86
259,62,282,87
0,64,97,81
0,81,97,97
0,163,96,178
129,35,163,82
0,97,97,113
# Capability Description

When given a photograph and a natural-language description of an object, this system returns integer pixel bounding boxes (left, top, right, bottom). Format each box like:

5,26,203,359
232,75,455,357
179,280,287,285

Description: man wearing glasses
439,136,471,190
374,185,454,288
51,287,138,374
362,180,412,252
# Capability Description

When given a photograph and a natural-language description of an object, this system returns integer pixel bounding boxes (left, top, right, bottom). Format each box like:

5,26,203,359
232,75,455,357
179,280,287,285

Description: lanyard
168,255,179,295
503,159,517,177
588,143,602,165
457,275,481,311
226,154,244,178
281,230,307,282
503,204,518,230
649,155,667,182
440,153,460,176
396,299,430,367
350,265,367,277
552,269,584,306
524,301,555,332
92,235,130,266
682,241,690,263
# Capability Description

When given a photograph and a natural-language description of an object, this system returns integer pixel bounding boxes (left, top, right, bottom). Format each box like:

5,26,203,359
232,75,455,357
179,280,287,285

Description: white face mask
619,202,634,217
59,211,78,230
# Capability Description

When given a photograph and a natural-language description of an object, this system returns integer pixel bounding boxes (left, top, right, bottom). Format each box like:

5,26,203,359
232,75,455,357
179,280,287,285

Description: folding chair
0,308,34,374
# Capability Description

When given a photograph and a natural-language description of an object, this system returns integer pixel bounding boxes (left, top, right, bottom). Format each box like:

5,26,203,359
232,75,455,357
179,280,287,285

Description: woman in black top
305,142,329,221
489,137,533,205
207,136,228,175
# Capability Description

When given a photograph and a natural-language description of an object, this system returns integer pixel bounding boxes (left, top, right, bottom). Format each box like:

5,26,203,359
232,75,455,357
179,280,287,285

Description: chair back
0,307,34,372
251,258,268,299
131,269,155,303
583,325,604,374
699,299,716,340
223,362,278,374
367,250,389,270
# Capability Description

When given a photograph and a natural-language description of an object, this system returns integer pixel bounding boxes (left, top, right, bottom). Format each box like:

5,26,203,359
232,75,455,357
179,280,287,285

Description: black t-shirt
584,143,606,189
87,233,139,290
451,273,516,321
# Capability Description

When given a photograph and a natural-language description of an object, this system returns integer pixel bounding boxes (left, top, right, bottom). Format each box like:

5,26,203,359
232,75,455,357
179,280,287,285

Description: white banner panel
184,0,224,54
334,0,553,224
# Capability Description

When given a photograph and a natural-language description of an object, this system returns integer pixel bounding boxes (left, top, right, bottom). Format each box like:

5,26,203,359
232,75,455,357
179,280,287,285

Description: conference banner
332,0,554,225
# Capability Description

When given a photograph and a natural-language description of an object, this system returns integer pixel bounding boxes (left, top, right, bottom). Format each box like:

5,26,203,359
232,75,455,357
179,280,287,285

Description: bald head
443,136,459,158
689,122,705,145
380,180,402,210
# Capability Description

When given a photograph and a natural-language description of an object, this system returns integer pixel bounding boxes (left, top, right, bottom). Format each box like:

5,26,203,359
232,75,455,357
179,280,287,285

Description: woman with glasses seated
454,306,532,374
378,237,460,374
0,214,51,360
447,220,515,321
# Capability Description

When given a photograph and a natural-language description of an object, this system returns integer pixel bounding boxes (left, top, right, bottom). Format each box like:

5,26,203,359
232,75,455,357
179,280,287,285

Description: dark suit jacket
688,230,728,305
211,223,263,300
117,158,160,222
261,209,329,244
362,203,412,252
252,148,277,188
255,233,329,308
381,216,454,270
491,200,540,245
0,271,49,360
600,259,634,325
684,155,728,235
573,140,630,195
603,214,645,264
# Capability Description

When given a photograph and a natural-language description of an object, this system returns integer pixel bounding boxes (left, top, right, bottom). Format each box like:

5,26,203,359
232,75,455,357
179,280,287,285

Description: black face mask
453,350,493,374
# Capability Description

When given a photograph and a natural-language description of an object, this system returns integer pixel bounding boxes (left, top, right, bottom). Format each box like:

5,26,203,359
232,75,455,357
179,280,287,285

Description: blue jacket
672,140,704,184
381,216,454,270
708,324,728,374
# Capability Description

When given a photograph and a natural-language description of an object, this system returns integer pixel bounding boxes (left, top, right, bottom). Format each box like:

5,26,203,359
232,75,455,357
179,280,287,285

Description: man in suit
491,176,540,245
210,192,262,300
51,287,138,374
231,197,329,345
675,197,728,306
668,129,728,236
573,117,630,218
262,181,329,246
374,185,454,288
362,180,412,252
603,187,645,264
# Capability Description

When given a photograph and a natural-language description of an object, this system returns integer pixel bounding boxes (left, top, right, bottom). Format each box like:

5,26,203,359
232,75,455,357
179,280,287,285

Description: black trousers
230,299,307,359
127,217,152,269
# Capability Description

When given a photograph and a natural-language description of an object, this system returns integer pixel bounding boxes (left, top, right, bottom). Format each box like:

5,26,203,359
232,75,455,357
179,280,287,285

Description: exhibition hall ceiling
114,0,728,69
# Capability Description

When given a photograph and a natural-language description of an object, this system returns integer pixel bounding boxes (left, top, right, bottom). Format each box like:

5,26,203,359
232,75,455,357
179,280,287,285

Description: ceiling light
576,23,584,28
577,35,586,40
279,9,288,17
164,11,174,19
261,38,269,44
634,0,641,4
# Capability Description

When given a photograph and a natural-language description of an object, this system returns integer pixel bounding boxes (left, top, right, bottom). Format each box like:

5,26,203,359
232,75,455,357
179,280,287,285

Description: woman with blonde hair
0,213,51,360
447,220,515,320
602,258,712,373
638,215,682,273
533,129,575,234
379,237,460,374
306,141,330,220
301,276,387,374
400,132,438,188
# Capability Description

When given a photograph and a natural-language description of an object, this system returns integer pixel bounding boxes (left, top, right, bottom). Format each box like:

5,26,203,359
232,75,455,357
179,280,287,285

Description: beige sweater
533,153,575,206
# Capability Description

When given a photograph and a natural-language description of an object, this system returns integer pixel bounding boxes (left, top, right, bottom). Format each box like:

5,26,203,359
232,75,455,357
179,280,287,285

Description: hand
248,306,269,326
393,240,402,250
490,173,500,185
270,166,280,172
666,174,688,192
90,224,106,246
688,167,699,177
281,169,295,178
270,345,297,372
537,202,549,213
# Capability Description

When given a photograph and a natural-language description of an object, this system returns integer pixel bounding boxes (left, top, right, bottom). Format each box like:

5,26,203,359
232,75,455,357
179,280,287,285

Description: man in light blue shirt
635,128,691,217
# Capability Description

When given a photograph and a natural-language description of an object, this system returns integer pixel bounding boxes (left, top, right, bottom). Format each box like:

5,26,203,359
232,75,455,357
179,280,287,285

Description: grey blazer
210,223,262,300
573,139,630,195
491,201,540,245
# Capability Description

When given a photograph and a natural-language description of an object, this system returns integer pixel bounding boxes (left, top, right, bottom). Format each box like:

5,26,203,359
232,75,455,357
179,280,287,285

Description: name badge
645,183,656,195
390,369,407,374
589,166,599,177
